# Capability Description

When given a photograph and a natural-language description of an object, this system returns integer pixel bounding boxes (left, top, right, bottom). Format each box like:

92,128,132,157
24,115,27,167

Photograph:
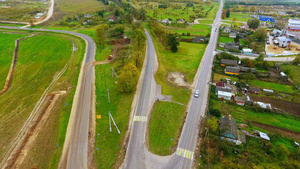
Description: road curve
0,26,96,169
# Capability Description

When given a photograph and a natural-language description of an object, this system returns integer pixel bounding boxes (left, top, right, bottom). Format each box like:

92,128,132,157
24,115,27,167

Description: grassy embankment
146,24,207,155
0,23,26,27
0,30,85,168
280,64,300,87
213,73,297,94
0,32,28,88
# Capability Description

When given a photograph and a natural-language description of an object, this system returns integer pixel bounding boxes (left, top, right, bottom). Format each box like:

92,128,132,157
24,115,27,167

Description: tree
115,9,120,17
97,11,104,17
226,9,230,18
293,53,300,65
255,54,264,61
118,63,139,92
209,109,221,117
253,27,267,42
250,6,257,12
29,19,34,27
133,29,146,50
239,71,255,83
168,34,179,53
207,116,218,133
247,18,260,29
133,51,143,68
96,24,108,46
274,20,286,30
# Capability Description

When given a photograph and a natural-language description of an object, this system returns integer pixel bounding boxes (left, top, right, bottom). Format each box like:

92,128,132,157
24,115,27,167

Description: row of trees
149,20,180,52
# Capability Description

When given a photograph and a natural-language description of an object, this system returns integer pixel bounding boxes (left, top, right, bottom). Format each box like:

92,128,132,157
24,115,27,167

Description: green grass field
94,64,134,169
0,30,85,168
56,0,105,13
148,102,186,155
0,23,26,27
226,12,251,22
195,20,213,24
219,36,234,43
212,99,300,133
280,64,300,87
167,24,211,37
0,32,28,88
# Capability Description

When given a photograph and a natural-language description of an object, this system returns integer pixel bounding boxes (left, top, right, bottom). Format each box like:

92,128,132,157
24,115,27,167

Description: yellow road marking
176,147,194,160
134,116,147,122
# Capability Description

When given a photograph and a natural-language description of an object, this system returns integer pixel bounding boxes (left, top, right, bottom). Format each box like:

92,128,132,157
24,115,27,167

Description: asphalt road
0,26,96,169
122,1,224,168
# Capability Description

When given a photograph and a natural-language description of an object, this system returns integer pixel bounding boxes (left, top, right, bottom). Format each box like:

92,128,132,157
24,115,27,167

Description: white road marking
134,116,147,122
176,147,194,160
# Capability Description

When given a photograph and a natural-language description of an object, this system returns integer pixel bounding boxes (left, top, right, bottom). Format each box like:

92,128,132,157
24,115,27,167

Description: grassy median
148,102,186,155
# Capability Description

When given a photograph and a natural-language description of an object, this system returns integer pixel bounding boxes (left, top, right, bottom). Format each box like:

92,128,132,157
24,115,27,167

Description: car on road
194,90,199,98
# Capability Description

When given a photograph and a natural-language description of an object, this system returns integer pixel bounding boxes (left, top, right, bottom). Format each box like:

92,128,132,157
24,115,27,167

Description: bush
209,109,221,117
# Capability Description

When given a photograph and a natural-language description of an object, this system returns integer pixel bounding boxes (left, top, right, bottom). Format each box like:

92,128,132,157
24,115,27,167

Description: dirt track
251,121,300,141
251,96,300,117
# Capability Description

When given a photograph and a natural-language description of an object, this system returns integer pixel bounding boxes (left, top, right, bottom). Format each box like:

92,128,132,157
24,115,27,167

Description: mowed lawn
226,12,251,22
195,20,213,24
219,36,234,43
173,24,211,36
149,102,186,155
94,64,134,169
212,99,300,133
280,64,300,87
0,32,28,88
213,73,296,93
154,41,206,103
0,32,73,162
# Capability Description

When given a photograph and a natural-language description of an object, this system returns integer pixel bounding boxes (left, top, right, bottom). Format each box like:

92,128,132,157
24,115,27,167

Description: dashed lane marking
176,147,194,160
134,116,147,122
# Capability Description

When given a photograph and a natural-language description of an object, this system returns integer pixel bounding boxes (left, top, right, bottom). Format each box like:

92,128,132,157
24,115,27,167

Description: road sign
97,115,101,119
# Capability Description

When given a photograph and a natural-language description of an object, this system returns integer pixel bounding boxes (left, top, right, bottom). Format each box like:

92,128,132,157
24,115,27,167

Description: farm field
280,64,300,87
0,30,85,168
0,32,28,88
194,19,213,24
55,0,105,14
148,102,186,155
213,73,296,94
211,99,300,133
130,1,219,23
165,24,211,37
0,1,49,22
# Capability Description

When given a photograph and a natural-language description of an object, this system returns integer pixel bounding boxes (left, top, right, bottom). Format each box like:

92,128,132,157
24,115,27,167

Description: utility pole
107,89,110,103
109,112,120,134
109,111,112,132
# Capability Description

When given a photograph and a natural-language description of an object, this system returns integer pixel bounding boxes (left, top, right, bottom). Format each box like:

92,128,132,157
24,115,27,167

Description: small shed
229,32,237,38
220,115,246,145
234,96,249,106
248,87,260,94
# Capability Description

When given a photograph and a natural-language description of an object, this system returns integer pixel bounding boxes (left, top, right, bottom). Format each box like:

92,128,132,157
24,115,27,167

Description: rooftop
277,37,291,42
225,66,240,73
221,59,238,66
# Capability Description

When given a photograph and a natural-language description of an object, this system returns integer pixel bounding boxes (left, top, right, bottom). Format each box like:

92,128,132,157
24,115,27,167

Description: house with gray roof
225,42,240,51
221,59,238,67
220,115,246,145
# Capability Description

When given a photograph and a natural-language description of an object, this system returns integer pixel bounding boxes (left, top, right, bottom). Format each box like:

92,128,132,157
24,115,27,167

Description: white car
194,90,199,98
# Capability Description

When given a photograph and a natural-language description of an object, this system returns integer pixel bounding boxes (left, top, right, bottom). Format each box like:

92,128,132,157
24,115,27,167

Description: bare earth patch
167,72,190,87
266,42,300,55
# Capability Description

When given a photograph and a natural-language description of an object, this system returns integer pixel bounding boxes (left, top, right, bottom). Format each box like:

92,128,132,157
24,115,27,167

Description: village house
234,96,249,106
220,115,246,145
224,27,231,33
243,48,253,54
192,36,206,43
216,81,231,89
225,66,239,76
177,19,185,24
276,37,292,47
161,18,170,24
229,32,237,38
225,42,240,51
220,59,238,67
215,87,233,100
84,13,92,18
248,87,260,94
108,17,116,22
